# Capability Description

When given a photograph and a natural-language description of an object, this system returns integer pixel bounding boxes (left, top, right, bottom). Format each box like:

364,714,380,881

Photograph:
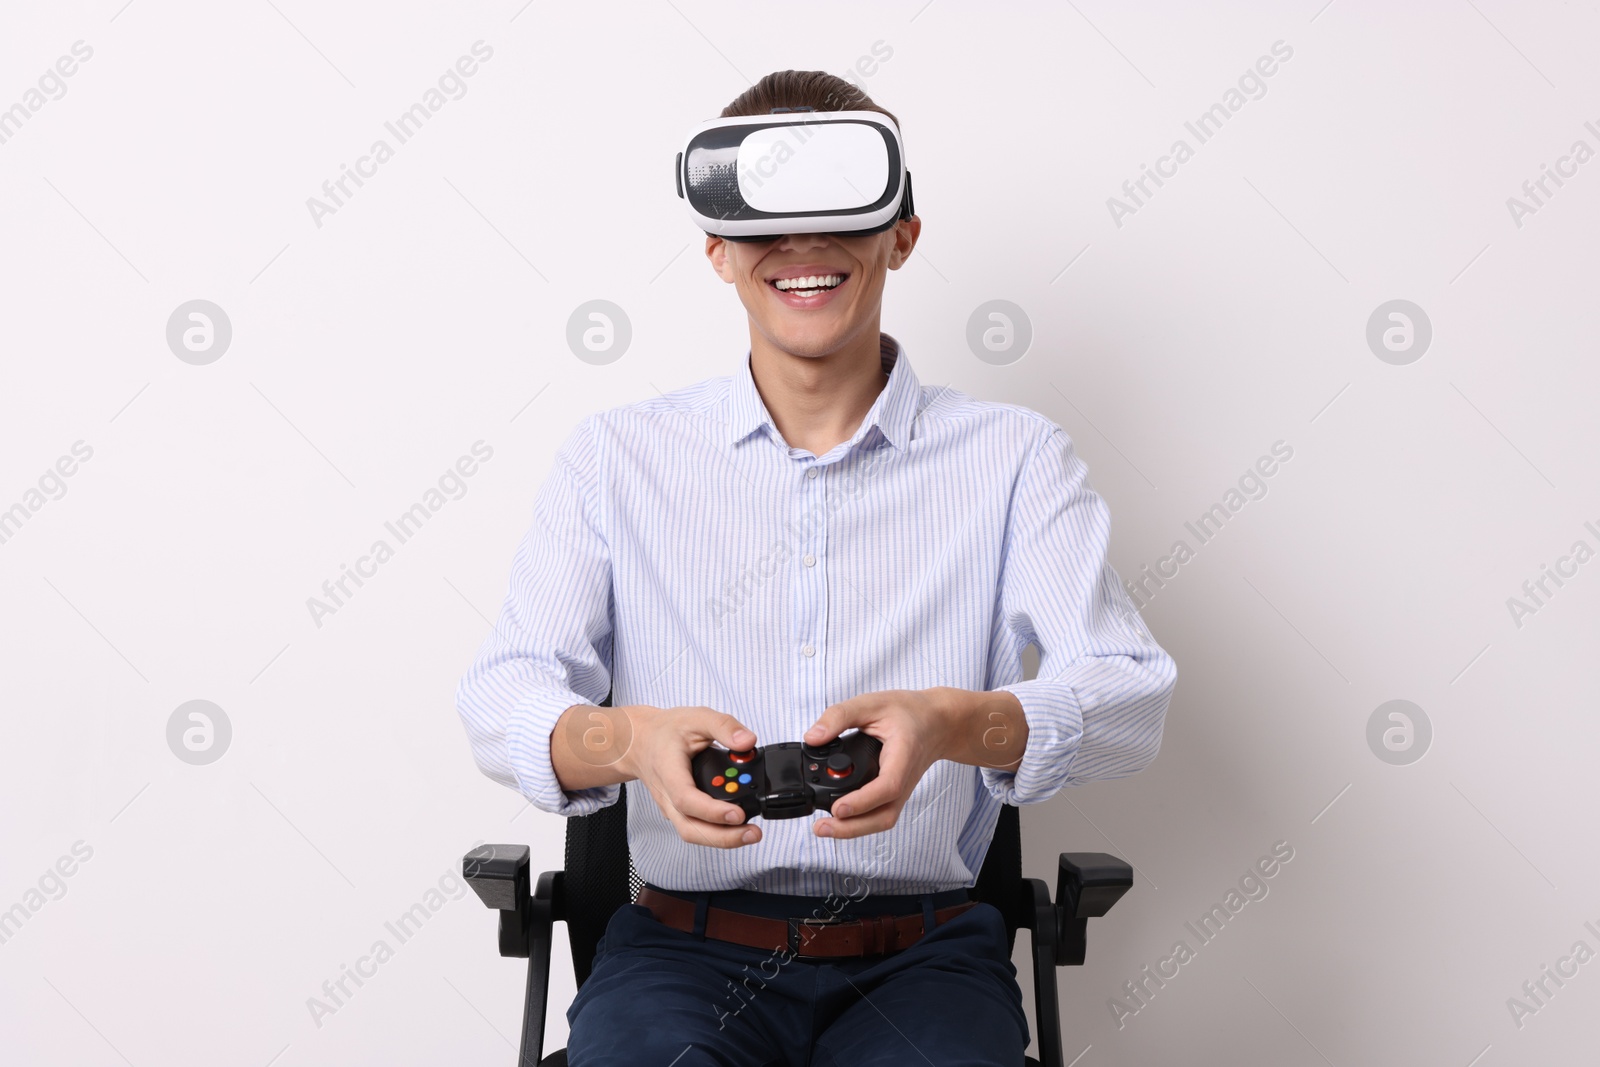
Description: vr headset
675,107,914,242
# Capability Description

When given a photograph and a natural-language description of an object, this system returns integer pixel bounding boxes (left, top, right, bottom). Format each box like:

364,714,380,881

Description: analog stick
826,752,853,779
729,749,755,764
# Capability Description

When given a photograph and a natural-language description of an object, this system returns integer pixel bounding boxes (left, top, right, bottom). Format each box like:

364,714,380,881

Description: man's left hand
802,686,1028,840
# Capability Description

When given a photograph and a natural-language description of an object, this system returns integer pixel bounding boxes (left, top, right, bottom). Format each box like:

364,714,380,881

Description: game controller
691,732,883,820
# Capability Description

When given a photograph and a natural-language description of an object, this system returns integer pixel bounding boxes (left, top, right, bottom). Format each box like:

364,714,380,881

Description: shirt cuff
505,688,622,818
979,680,1085,805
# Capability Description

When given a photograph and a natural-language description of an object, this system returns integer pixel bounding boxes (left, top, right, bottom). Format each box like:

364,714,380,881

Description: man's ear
705,236,736,283
886,215,922,271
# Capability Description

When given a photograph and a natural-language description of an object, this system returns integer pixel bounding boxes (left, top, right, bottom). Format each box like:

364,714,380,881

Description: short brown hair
722,70,899,130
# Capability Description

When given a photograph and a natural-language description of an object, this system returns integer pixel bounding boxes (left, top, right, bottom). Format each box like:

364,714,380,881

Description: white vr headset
675,107,915,242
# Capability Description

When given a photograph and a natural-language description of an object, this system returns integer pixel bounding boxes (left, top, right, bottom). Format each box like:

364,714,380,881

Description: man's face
706,217,921,359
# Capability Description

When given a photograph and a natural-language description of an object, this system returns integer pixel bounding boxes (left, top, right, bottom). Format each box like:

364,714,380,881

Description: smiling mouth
767,273,849,298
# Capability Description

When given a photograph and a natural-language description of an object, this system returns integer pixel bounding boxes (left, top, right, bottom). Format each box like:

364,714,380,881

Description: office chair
464,712,1133,1066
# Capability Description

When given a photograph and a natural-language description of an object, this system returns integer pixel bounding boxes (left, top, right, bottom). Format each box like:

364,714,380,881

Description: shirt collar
727,332,920,453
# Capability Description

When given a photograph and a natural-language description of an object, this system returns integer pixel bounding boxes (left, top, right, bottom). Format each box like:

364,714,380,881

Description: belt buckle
787,913,847,958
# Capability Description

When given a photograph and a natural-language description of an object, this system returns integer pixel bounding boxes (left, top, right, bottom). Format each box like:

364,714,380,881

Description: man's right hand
550,703,763,849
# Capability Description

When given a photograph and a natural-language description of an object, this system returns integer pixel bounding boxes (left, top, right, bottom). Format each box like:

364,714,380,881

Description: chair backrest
560,785,1025,986
562,788,635,986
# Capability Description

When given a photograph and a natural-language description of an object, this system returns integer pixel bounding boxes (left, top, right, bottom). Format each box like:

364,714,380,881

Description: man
456,70,1176,1066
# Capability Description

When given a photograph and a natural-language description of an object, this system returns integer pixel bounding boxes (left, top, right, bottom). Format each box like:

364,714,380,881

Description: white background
2,1,1597,1064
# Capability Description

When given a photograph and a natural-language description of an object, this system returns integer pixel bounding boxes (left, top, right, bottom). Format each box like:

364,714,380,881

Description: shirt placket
793,460,828,724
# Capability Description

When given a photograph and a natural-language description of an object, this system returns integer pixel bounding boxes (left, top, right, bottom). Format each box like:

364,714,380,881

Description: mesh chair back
977,800,1024,948
562,788,634,986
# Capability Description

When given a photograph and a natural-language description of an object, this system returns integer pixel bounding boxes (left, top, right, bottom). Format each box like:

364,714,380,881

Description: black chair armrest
464,845,564,1066
1054,852,1132,966
465,844,557,957
1057,852,1133,918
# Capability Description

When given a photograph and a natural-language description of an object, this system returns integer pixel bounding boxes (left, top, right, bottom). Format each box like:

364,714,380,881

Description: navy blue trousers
564,885,1030,1066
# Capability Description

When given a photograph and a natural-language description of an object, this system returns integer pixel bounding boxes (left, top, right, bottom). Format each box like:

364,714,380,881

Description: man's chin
766,329,845,360
754,313,861,360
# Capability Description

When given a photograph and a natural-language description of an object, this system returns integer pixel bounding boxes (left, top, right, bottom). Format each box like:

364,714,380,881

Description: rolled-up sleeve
981,426,1177,805
455,415,620,817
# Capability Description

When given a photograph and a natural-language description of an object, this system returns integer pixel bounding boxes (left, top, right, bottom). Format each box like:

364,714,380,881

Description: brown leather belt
635,886,976,959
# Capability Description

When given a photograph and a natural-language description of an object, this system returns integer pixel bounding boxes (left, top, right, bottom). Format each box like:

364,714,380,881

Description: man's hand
550,703,764,849
803,687,1029,840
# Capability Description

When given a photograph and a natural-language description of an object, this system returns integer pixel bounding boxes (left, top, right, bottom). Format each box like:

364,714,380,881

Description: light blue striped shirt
456,333,1176,895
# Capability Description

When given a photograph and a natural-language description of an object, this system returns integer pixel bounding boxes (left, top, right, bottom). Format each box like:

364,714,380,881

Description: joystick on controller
692,732,882,820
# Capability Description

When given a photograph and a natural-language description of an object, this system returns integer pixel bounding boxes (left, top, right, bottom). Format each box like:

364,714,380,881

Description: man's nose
775,231,831,250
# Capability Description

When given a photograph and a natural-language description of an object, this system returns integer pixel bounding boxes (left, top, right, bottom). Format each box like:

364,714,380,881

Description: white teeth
773,274,844,291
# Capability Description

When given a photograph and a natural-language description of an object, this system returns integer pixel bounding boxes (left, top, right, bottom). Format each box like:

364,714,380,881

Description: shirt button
806,467,819,479
803,553,816,567
802,644,816,658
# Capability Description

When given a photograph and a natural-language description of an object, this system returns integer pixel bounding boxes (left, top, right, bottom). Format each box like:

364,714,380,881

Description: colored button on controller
711,776,724,786
724,782,739,793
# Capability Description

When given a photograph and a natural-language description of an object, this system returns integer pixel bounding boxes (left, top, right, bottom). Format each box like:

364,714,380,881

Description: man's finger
648,778,759,848
803,695,868,745
706,711,757,753
672,807,761,848
828,740,911,820
815,801,901,840
662,754,751,827
828,770,900,821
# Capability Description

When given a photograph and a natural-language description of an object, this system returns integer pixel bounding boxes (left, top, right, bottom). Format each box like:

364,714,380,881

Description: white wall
2,1,1595,1064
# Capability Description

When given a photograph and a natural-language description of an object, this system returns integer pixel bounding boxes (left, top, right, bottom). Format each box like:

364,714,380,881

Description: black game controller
692,732,883,820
